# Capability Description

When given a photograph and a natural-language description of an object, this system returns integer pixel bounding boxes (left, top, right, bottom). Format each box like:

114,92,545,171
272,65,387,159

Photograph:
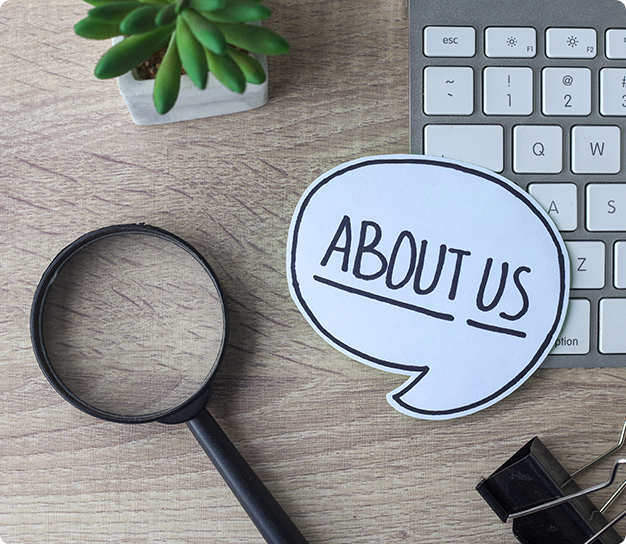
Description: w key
571,125,621,174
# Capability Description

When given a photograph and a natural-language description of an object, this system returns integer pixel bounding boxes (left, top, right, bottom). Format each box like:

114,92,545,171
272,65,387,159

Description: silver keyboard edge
409,0,626,368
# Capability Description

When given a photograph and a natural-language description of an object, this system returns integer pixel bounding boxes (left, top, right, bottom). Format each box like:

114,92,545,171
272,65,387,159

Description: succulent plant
75,0,289,114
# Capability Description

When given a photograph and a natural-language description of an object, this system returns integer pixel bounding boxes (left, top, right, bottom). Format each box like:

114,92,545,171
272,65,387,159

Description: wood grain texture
2,1,626,543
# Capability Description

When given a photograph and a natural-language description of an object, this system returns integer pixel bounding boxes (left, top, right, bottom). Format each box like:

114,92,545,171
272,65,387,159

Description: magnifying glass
30,224,308,544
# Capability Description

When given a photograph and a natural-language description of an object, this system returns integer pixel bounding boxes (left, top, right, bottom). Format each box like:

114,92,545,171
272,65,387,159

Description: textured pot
112,37,269,125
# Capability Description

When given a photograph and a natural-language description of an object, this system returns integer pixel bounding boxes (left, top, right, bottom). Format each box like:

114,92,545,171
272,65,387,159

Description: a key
423,27,476,57
423,124,504,172
483,67,533,115
606,29,626,59
586,184,626,231
528,183,577,231
546,28,597,59
565,241,606,289
485,27,537,58
600,68,626,116
614,241,626,288
550,299,590,355
513,125,563,174
542,67,591,116
571,126,621,174
599,299,626,353
423,66,474,115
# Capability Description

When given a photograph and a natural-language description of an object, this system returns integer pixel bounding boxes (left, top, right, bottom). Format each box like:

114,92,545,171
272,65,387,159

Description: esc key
424,27,476,57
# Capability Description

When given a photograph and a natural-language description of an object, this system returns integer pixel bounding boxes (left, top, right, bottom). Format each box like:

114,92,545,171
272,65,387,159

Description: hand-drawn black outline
288,157,568,417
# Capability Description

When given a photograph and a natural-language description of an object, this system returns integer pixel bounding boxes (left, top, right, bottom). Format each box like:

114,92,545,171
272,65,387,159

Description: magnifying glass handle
187,409,309,544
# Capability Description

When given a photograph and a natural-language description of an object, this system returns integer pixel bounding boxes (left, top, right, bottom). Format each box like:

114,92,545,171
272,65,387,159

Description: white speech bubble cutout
287,155,569,420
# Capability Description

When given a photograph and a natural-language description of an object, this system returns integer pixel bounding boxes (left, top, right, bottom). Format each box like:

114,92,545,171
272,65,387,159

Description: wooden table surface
3,1,626,543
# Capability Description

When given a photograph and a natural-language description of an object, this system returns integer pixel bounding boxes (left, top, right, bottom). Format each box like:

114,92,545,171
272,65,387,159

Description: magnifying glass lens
40,232,225,418
33,226,308,544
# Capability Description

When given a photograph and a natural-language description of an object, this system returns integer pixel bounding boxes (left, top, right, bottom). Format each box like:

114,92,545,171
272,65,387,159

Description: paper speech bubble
287,155,569,420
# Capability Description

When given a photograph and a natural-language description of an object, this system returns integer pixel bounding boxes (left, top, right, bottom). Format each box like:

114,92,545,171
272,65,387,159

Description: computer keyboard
409,0,626,368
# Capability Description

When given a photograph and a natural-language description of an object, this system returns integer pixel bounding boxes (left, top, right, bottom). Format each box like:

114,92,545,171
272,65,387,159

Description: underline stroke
313,275,455,322
313,275,527,338
466,319,527,338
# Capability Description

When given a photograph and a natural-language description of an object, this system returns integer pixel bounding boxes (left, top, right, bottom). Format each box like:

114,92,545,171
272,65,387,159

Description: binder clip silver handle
477,421,626,544
510,458,626,544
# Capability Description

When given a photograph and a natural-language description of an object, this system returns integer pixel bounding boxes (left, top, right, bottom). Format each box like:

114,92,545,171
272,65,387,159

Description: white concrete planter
112,37,269,125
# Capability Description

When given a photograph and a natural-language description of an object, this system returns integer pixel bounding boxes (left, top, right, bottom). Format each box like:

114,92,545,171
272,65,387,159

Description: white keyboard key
586,184,626,231
483,67,533,115
423,125,504,172
606,29,626,59
528,183,577,231
571,126,621,174
485,27,537,58
565,241,606,289
423,67,474,115
542,68,591,116
599,299,626,353
423,27,476,57
614,241,626,288
513,125,563,174
600,69,626,116
551,299,590,355
546,28,597,58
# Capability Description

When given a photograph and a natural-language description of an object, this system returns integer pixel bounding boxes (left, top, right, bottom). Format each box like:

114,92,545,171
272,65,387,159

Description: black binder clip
476,422,626,544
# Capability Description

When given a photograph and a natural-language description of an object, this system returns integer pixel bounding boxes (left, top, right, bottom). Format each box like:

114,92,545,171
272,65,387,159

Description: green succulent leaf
189,0,226,11
88,1,145,24
181,9,226,54
80,0,287,115
94,23,174,79
176,16,208,89
206,49,246,93
154,33,182,114
200,1,271,23
119,5,162,34
226,46,266,84
74,17,122,39
155,4,177,26
83,0,128,6
216,23,288,55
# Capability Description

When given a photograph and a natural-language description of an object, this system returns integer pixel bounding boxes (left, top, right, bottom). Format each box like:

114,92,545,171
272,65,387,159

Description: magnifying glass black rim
30,223,228,425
